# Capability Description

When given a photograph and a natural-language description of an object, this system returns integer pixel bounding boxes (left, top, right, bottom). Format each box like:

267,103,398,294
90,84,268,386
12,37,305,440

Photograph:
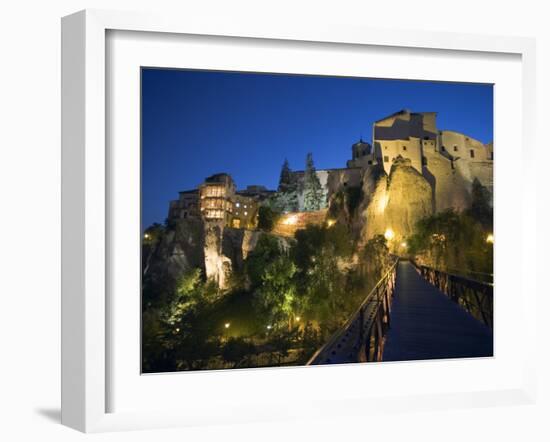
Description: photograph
140,68,494,373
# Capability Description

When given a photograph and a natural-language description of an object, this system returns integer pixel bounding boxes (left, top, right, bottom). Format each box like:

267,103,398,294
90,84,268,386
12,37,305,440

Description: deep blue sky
142,68,493,228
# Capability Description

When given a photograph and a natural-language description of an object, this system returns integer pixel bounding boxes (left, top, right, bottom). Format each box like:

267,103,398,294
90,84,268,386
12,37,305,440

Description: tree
245,234,285,288
303,153,325,211
272,159,299,212
278,159,292,192
362,235,391,279
222,337,257,368
257,206,281,232
468,178,493,228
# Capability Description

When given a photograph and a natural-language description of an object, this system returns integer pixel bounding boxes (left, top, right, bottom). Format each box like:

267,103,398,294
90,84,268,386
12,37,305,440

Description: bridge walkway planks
382,261,493,362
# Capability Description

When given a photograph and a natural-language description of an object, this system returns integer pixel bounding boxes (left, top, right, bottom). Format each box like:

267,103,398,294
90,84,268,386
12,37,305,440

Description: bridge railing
413,263,493,329
306,258,399,365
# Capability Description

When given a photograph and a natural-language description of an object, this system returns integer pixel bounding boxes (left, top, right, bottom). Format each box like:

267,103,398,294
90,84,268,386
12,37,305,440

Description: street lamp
486,233,494,244
384,228,395,241
224,322,230,329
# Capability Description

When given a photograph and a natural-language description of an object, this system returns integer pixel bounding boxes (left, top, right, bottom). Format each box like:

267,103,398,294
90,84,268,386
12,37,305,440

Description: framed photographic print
61,9,537,432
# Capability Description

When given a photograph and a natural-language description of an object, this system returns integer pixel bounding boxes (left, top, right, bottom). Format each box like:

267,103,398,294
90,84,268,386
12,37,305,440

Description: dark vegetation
142,223,390,372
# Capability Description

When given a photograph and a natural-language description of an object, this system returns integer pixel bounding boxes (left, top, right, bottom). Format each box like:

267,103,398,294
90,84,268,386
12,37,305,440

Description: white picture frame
61,9,537,433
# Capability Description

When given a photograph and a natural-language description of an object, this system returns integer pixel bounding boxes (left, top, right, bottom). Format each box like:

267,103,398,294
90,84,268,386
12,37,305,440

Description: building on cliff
168,173,273,229
167,109,492,229
368,109,492,181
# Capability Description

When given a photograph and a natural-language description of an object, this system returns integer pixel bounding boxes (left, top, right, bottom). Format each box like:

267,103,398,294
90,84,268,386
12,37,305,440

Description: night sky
142,68,493,229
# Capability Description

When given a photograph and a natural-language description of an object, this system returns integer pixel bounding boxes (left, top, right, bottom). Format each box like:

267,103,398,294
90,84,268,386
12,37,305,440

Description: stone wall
271,209,329,237
375,138,423,174
423,148,472,212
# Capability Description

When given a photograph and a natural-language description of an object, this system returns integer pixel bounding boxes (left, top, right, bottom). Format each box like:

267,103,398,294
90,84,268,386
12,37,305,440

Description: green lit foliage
245,234,298,326
257,206,281,232
245,234,284,288
164,269,220,324
292,223,354,330
255,254,298,325
408,209,493,275
362,235,391,280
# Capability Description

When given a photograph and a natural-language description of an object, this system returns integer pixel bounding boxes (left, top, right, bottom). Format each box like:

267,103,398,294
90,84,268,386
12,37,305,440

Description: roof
374,109,437,124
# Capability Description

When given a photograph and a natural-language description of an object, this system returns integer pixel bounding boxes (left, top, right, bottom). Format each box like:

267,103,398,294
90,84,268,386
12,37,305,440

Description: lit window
236,203,240,208
244,211,248,216
244,205,247,208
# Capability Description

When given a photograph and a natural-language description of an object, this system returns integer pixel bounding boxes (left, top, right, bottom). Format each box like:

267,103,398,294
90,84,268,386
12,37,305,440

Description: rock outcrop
359,157,432,244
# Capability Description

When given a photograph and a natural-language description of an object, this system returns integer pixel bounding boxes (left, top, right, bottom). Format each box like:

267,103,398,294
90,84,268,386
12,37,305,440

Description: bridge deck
383,261,493,361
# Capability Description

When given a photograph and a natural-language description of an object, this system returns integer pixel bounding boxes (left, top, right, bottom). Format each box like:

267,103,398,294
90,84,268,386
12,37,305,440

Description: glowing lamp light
224,322,230,329
266,325,272,330
144,233,150,240
486,234,494,244
283,215,298,226
384,228,395,241
327,219,336,227
295,316,301,322
400,242,407,248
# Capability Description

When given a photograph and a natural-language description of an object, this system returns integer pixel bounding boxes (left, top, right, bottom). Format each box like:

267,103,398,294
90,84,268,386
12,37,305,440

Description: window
367,160,372,165
490,152,494,160
453,145,458,152
235,202,240,208
422,157,428,166
441,146,446,152
470,149,475,158
384,156,389,162
206,209,223,219
384,145,388,150
244,211,248,216
403,146,407,151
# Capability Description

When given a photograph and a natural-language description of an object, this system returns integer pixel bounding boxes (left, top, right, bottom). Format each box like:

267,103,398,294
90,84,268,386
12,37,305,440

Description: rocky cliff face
146,219,268,291
144,217,205,279
358,158,433,244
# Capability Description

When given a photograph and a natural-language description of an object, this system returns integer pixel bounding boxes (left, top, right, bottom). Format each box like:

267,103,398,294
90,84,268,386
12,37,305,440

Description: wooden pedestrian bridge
307,258,493,365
